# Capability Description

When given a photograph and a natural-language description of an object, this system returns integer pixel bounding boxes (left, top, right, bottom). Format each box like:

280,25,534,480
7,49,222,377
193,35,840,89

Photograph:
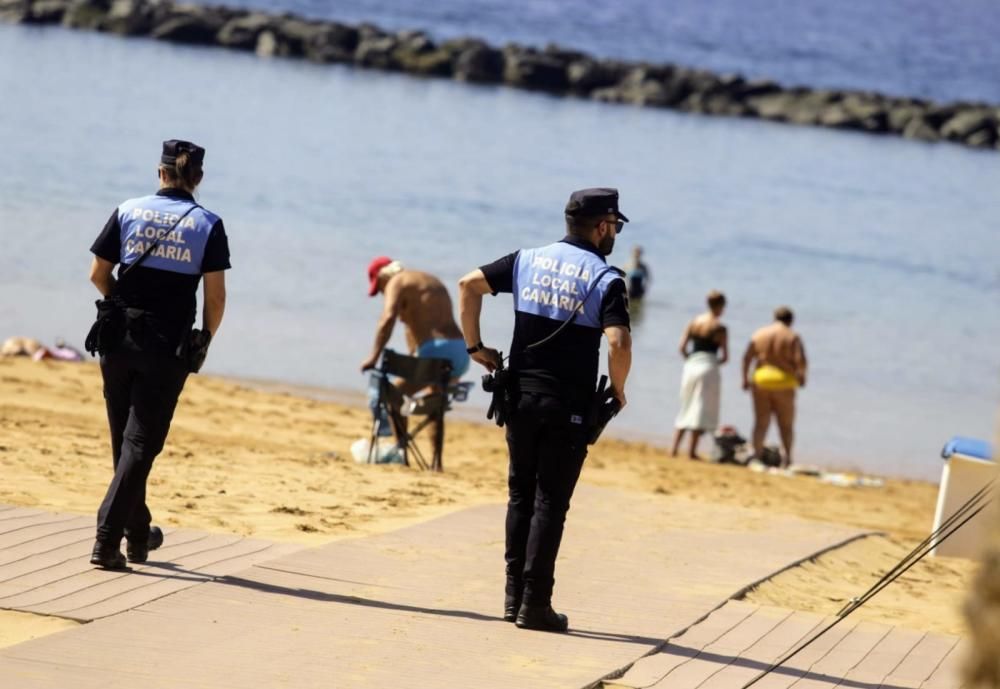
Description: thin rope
837,479,995,616
740,484,994,689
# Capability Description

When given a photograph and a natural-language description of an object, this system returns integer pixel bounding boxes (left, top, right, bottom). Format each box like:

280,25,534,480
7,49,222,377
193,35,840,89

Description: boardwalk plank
0,489,870,689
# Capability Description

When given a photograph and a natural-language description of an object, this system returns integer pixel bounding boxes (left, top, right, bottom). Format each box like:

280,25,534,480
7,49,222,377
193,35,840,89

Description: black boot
126,526,164,564
90,541,128,571
504,576,522,622
515,603,569,632
504,593,522,622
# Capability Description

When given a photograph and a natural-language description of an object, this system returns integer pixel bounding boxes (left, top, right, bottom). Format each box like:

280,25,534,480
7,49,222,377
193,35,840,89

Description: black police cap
161,139,205,167
564,187,629,223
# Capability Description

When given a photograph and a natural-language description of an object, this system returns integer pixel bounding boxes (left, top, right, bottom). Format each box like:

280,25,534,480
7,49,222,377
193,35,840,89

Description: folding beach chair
368,349,472,472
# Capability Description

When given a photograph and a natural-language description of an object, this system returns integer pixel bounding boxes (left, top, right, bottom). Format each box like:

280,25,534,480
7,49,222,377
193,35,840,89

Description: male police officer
458,188,632,632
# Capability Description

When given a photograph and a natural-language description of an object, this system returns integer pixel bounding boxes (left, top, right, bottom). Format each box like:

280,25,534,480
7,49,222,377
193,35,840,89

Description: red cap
367,256,393,296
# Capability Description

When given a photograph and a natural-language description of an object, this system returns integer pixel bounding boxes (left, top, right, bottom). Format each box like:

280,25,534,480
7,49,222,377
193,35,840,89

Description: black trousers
504,392,589,607
96,338,188,545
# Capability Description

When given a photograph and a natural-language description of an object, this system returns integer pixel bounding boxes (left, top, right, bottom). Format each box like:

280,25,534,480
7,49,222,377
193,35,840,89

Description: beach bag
759,446,783,468
712,426,746,464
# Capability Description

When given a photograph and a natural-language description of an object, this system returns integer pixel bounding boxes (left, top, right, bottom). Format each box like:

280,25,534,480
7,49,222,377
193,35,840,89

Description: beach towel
675,351,721,431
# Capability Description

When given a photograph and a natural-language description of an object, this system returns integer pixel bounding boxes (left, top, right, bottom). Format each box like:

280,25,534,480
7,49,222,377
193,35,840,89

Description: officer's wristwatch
466,341,485,354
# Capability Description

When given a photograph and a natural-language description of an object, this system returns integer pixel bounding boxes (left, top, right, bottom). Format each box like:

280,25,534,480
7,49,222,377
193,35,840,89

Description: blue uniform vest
116,194,219,274
512,241,622,329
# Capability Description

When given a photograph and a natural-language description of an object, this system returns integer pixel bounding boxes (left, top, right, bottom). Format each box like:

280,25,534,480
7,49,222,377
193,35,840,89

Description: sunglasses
605,219,624,234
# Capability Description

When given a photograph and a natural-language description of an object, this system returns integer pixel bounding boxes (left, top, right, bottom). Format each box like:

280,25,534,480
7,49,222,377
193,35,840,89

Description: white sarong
674,351,721,431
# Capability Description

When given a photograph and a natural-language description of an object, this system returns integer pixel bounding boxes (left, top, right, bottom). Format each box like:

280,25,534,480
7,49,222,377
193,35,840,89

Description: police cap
161,139,206,167
564,188,629,223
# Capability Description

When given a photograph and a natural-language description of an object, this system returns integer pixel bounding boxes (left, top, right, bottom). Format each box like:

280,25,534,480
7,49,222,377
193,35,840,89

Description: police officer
87,139,231,569
457,188,633,632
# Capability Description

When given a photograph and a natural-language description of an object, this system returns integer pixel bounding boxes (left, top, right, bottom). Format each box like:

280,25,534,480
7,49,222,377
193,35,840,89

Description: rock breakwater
3,0,998,151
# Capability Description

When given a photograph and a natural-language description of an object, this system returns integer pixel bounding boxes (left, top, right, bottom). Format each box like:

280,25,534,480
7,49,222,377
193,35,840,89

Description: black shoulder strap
119,202,200,280
523,265,617,353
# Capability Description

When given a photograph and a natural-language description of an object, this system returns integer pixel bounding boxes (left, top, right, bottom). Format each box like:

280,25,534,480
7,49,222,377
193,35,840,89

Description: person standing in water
742,306,808,468
671,290,728,459
624,246,651,302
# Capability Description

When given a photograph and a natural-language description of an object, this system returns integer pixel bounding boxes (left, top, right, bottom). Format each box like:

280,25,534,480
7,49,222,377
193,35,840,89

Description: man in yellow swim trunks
741,306,808,468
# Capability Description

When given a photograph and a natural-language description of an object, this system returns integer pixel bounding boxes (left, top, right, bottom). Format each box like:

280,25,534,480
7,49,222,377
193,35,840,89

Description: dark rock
787,90,842,125
590,86,626,104
745,92,796,121
218,12,273,50
965,126,998,148
61,0,110,29
0,0,30,23
398,48,453,76
747,89,842,126
147,5,238,44
886,102,927,133
255,17,320,58
395,29,434,55
657,67,704,107
940,109,995,141
0,0,31,24
683,67,724,95
151,10,226,45
731,79,781,100
102,0,158,36
451,41,504,83
354,33,401,70
610,69,672,107
24,0,70,24
566,58,628,93
302,21,358,63
392,30,451,76
902,115,941,142
923,104,963,128
503,46,568,92
818,94,888,132
681,91,750,117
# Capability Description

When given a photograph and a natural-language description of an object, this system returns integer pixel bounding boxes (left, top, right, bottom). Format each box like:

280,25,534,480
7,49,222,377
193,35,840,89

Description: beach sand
0,357,979,648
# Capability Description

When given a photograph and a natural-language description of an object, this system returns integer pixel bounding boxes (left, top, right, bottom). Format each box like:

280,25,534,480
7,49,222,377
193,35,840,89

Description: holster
587,375,621,445
84,297,126,357
483,362,511,428
176,328,212,374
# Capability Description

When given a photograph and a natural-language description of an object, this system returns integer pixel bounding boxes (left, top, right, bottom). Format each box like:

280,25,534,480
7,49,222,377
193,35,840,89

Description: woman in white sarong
671,291,728,460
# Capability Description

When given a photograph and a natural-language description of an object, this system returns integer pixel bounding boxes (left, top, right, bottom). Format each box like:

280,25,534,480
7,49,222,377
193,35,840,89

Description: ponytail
160,151,203,193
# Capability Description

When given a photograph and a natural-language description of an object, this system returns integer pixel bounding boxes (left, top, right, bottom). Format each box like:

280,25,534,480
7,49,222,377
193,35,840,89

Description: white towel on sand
675,351,721,432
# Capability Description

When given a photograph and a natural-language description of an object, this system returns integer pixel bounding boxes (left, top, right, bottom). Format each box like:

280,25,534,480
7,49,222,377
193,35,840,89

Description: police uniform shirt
90,188,231,341
480,235,630,405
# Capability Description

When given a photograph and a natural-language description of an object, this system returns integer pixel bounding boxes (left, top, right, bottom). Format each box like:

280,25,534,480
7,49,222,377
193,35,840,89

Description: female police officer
87,139,230,569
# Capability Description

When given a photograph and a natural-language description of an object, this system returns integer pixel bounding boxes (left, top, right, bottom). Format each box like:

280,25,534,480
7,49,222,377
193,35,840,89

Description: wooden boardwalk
0,487,874,688
607,600,965,689
0,506,302,621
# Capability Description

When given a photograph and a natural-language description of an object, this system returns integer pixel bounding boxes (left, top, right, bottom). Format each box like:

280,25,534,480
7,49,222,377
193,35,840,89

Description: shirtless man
360,257,470,388
742,306,808,468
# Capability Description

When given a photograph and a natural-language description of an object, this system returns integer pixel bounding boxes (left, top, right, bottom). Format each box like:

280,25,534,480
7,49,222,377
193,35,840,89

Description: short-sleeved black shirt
480,236,630,405
90,188,231,342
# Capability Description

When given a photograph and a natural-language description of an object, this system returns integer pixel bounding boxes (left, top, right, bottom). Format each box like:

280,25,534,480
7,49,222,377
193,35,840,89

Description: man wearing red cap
361,256,469,384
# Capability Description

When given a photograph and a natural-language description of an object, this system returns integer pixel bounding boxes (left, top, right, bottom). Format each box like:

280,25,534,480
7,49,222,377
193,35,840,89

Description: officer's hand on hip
360,355,378,373
472,347,501,372
611,387,627,410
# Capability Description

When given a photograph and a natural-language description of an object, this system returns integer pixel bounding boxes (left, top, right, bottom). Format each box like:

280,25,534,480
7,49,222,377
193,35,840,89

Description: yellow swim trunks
752,365,799,391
